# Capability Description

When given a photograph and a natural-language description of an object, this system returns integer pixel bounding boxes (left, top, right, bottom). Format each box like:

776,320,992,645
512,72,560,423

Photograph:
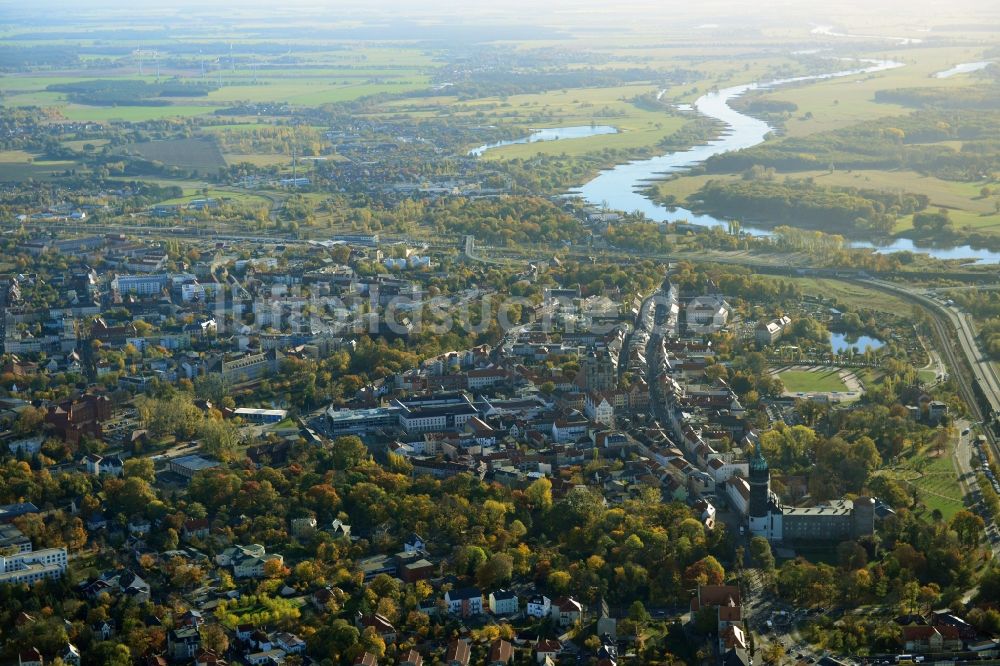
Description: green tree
123,457,155,483
476,553,514,589
198,417,241,461
950,510,985,549
526,476,553,512
750,536,775,573
87,642,131,666
330,435,370,470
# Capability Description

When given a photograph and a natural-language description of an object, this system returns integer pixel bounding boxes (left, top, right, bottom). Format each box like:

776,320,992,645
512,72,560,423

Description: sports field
777,368,850,393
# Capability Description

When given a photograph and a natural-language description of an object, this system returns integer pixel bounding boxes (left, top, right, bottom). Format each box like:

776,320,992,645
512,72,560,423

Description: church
746,438,875,543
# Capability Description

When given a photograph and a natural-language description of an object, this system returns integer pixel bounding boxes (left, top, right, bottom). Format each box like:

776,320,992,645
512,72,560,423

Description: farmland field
126,138,227,173
0,150,78,181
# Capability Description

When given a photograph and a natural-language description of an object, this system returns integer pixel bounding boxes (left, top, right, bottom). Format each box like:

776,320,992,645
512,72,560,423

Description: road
861,280,1000,453
953,420,1000,557
860,279,1000,552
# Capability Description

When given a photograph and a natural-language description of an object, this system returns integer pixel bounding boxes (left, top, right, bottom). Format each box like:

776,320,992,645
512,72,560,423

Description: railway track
860,280,1000,468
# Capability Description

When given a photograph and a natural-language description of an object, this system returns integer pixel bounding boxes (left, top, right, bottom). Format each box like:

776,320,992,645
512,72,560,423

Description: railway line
860,279,1000,467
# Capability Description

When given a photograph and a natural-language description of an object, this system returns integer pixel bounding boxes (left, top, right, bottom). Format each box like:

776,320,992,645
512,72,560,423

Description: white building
584,392,614,426
0,547,68,585
755,316,792,346
488,589,519,616
233,551,283,579
726,476,751,516
687,296,731,334
112,274,168,297
551,417,588,443
526,595,551,619
7,436,43,457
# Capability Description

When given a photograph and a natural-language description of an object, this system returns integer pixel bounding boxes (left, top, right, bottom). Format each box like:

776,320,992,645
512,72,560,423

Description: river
571,59,1000,264
468,125,618,157
810,25,923,45
934,61,994,79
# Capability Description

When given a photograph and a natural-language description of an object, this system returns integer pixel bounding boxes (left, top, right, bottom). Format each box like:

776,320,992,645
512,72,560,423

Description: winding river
934,61,994,79
571,59,1000,264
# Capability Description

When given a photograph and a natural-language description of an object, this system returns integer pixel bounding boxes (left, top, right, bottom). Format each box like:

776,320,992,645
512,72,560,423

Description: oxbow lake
468,125,618,157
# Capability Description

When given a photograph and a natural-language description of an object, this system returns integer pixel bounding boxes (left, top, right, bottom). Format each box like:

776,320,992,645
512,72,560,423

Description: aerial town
2,1,1000,666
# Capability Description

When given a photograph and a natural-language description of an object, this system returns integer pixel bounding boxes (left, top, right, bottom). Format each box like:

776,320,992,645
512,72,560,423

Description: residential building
527,595,551,619
112,274,169,297
551,596,583,627
488,589,518,616
356,613,397,644
755,316,792,346
534,639,561,664
444,587,483,617
167,627,200,661
445,640,470,666
60,643,81,666
404,533,426,553
273,632,306,654
398,649,423,666
487,639,514,666
354,653,379,666
19,648,44,666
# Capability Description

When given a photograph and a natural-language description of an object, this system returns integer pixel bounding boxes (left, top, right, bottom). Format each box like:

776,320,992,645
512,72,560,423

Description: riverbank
570,56,1000,263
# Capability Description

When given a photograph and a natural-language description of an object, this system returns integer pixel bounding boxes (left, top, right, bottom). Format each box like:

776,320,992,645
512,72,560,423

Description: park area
874,439,966,520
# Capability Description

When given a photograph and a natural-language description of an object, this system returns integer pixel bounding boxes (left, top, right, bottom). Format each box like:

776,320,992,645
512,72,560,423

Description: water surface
469,125,618,157
572,58,1000,264
830,332,884,353
933,61,993,78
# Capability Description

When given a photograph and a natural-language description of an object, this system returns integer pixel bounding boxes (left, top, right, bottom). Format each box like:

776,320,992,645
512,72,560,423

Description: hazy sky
2,0,998,34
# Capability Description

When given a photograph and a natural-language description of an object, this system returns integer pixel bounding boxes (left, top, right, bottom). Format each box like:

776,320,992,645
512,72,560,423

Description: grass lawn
0,149,36,162
61,139,110,151
917,369,938,384
768,276,912,313
156,188,271,206
777,368,849,393
386,83,689,158
59,104,222,122
877,444,966,520
223,153,291,167
0,158,79,181
756,45,995,137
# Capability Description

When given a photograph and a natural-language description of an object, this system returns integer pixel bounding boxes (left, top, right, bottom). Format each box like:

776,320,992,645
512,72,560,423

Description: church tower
748,437,772,536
